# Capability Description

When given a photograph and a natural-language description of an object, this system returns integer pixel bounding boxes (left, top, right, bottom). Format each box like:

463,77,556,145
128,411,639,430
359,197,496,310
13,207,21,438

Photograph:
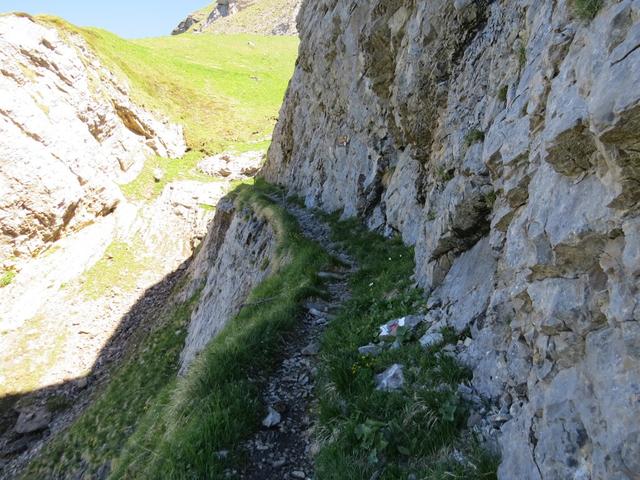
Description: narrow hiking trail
238,199,357,480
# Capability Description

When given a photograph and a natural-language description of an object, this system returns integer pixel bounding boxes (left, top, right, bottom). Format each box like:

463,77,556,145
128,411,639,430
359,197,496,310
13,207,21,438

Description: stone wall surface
0,15,186,263
179,197,278,371
263,1,640,478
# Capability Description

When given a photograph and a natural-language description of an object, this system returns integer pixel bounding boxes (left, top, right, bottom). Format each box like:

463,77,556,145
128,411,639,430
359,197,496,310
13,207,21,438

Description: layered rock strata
0,14,185,263
264,1,640,478
179,196,279,370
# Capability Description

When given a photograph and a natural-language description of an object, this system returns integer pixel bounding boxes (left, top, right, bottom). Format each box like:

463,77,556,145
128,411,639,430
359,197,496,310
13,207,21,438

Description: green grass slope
41,17,298,154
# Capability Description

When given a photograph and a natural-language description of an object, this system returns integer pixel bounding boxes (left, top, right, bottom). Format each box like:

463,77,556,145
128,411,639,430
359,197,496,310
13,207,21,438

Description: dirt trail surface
238,199,356,480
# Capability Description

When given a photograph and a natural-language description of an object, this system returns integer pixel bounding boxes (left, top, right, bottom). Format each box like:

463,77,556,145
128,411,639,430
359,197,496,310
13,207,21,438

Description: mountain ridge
172,0,300,36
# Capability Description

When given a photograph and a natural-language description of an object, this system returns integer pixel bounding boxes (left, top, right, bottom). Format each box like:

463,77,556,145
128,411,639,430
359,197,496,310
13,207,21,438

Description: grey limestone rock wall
263,1,640,478
179,197,278,372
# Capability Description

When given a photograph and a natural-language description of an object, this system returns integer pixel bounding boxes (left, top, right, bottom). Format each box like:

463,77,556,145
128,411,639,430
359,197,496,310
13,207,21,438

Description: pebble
308,307,325,317
420,331,444,348
317,271,344,280
291,470,306,479
358,344,382,356
301,343,320,356
375,364,405,391
262,407,282,428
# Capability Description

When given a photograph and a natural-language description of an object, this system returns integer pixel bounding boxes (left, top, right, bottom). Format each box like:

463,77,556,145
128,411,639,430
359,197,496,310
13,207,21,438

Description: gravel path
238,199,356,480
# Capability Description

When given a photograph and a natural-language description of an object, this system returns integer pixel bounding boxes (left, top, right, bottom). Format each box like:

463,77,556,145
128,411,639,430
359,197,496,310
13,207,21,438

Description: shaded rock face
0,15,186,263
179,198,278,371
264,1,640,478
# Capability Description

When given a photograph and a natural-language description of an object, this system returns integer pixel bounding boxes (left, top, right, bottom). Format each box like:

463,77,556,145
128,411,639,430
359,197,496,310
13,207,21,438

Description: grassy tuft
119,151,221,201
80,239,151,299
518,45,527,70
0,269,16,288
497,85,508,103
573,0,603,20
314,215,499,479
464,129,485,147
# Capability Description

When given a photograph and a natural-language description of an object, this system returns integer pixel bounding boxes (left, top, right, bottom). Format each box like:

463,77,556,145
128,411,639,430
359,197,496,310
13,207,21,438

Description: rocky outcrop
173,0,301,36
264,1,640,478
179,196,279,370
198,150,264,179
0,14,186,264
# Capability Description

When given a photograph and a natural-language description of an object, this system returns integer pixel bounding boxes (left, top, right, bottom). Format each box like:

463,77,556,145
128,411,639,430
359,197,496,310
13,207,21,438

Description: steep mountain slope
264,1,640,479
5,1,640,480
173,0,301,36
0,13,298,478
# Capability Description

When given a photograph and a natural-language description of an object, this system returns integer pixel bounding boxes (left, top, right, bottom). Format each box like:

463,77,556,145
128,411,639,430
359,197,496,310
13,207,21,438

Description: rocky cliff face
173,0,301,35
0,14,186,264
179,196,279,370
264,1,640,478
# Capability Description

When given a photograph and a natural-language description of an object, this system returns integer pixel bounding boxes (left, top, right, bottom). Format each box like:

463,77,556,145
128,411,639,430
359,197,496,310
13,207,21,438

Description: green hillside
42,16,298,154
38,16,297,199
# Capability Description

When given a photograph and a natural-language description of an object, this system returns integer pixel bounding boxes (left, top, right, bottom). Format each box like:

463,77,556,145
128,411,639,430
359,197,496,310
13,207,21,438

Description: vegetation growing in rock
0,269,15,288
465,129,486,147
518,44,527,70
484,190,498,210
497,85,508,103
573,0,603,20
313,216,499,479
436,166,455,183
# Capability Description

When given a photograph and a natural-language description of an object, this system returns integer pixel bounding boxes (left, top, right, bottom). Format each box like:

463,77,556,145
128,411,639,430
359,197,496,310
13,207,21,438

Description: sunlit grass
39,16,298,156
80,238,151,299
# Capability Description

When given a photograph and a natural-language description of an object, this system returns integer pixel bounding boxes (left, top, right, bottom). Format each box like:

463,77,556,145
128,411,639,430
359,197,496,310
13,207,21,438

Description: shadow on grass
0,254,193,478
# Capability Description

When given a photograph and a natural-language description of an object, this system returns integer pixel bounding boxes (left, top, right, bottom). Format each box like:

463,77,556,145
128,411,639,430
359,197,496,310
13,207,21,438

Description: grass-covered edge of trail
111,181,332,479
23,180,331,479
314,214,499,479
